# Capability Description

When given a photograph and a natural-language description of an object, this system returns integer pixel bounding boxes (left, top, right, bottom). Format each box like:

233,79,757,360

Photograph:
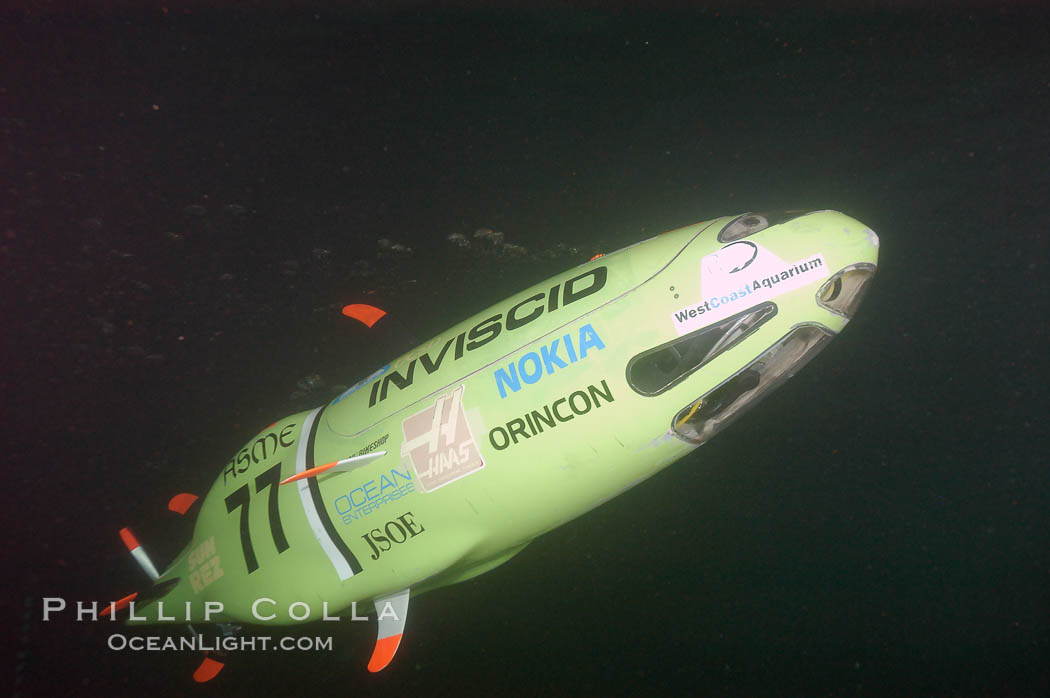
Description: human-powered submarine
105,210,878,680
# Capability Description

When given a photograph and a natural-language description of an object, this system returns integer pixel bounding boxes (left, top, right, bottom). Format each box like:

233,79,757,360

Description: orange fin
367,588,410,672
280,460,337,485
342,303,387,328
100,591,138,617
368,634,403,673
168,493,198,515
280,451,387,486
193,655,225,682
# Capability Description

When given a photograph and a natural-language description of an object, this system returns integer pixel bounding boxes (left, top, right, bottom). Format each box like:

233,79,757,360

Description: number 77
224,463,290,574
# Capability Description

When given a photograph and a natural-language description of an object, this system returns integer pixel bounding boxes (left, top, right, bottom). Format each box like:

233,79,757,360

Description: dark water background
3,3,1048,696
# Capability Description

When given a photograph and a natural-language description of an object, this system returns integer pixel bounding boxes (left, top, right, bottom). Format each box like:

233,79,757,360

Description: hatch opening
717,210,814,243
817,263,876,319
627,302,777,396
672,324,834,445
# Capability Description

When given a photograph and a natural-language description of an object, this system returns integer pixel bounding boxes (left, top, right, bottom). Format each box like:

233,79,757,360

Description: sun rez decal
187,536,224,593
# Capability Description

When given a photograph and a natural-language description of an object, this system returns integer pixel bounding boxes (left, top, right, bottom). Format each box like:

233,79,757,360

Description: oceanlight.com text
107,634,333,652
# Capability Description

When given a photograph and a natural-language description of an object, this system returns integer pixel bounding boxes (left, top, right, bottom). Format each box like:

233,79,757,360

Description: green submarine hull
125,210,879,671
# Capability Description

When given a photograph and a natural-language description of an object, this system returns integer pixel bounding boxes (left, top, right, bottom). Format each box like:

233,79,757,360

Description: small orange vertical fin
367,588,410,672
193,655,224,682
367,635,403,673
